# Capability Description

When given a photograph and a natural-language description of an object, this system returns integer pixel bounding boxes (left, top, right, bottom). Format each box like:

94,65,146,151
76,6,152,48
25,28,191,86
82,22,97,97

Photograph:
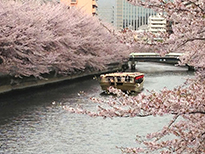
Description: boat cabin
99,72,144,93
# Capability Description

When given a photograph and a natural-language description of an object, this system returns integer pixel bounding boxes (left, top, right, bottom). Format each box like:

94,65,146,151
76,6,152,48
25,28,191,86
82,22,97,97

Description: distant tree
0,0,129,78
65,0,205,153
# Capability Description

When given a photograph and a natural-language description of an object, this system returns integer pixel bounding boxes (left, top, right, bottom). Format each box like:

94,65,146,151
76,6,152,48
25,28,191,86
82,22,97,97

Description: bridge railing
128,52,183,70
129,52,183,58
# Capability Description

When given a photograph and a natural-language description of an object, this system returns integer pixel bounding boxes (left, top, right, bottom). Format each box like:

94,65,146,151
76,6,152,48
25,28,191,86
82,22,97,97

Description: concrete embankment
0,63,124,94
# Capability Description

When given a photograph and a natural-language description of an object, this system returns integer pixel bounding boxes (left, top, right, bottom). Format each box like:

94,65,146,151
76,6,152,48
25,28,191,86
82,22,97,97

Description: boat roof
100,72,144,77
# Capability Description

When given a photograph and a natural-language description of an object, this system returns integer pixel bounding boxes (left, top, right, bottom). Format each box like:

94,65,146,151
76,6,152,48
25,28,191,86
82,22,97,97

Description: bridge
126,52,194,71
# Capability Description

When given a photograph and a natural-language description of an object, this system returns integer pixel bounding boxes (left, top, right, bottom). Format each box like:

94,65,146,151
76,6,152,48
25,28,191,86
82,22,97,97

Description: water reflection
0,62,194,154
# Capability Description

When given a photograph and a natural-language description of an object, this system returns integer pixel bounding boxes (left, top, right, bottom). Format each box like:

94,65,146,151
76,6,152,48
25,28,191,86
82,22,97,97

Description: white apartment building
148,13,166,34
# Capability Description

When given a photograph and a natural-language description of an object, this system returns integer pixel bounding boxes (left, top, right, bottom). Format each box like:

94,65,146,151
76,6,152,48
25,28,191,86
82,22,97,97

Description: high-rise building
97,0,115,26
115,0,156,30
60,0,98,15
98,5,115,25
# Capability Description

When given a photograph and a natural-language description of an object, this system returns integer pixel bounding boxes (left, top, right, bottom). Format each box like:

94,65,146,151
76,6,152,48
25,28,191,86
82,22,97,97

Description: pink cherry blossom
64,0,204,153
0,0,130,78
0,0,204,153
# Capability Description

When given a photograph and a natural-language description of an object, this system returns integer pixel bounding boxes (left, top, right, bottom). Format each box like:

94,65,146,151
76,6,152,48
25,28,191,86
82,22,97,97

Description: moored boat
99,72,144,93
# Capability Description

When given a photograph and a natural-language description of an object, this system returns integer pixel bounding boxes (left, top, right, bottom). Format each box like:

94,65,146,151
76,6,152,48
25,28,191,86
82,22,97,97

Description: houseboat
99,72,144,93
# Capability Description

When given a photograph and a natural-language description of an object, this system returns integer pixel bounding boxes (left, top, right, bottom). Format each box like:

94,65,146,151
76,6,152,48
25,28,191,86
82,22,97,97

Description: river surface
0,62,194,154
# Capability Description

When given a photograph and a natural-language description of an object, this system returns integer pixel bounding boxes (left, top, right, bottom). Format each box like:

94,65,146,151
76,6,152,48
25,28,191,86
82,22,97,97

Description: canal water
0,62,194,154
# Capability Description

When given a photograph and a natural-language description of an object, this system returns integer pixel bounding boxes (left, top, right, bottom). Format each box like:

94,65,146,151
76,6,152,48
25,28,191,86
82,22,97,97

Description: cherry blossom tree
0,0,129,78
0,0,204,153
128,0,205,70
64,0,205,153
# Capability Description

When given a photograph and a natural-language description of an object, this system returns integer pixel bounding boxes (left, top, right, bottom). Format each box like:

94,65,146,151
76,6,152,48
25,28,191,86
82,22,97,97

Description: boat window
106,76,114,82
134,75,144,83
117,76,121,82
125,76,131,82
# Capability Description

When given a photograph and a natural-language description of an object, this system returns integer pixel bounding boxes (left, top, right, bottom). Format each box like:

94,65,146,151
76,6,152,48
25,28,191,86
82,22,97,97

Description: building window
71,0,77,3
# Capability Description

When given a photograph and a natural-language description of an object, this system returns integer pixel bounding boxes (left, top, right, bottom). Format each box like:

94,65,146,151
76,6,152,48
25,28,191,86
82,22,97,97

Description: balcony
92,0,98,7
150,28,166,32
92,7,97,13
150,24,166,28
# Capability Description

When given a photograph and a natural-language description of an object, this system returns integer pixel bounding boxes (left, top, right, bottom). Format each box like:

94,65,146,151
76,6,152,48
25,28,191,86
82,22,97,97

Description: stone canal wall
0,63,124,94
